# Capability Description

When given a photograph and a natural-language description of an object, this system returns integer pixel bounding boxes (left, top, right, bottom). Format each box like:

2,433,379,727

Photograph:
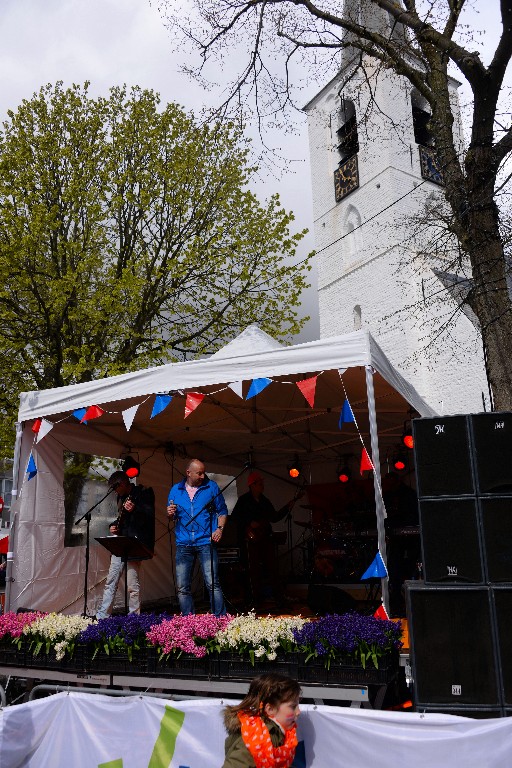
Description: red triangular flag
31,418,42,434
80,405,105,423
374,603,390,620
185,392,205,418
296,376,317,408
360,448,373,474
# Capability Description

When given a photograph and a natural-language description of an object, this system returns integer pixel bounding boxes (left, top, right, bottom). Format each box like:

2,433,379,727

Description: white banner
1,693,512,768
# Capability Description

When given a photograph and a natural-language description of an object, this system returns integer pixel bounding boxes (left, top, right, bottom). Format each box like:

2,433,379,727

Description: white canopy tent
7,326,436,614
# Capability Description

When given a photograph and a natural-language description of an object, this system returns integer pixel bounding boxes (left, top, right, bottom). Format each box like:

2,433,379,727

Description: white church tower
304,0,489,414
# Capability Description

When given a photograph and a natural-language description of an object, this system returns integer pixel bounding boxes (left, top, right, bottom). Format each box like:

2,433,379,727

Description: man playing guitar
96,470,155,619
229,471,300,609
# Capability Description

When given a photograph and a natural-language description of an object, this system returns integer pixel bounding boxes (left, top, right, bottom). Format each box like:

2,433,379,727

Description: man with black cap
229,471,294,608
96,470,155,619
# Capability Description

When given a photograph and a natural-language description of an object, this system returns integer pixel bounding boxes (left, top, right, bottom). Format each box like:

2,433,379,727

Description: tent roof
17,327,436,476
19,327,434,420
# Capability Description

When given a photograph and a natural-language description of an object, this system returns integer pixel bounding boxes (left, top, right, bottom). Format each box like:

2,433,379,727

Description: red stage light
338,472,350,483
402,432,414,449
122,455,140,478
394,458,406,471
289,467,300,479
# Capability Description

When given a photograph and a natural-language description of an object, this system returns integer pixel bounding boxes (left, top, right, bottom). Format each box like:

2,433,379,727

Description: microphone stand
75,485,116,618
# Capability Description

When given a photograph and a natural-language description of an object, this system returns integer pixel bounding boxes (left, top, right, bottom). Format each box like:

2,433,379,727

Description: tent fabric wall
10,327,438,614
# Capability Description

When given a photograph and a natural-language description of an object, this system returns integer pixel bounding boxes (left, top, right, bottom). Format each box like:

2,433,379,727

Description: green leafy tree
159,0,512,409
0,83,311,453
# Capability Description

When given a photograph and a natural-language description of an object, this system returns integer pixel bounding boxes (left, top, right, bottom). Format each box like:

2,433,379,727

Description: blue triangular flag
338,398,355,429
360,551,388,580
26,453,37,480
151,394,172,419
246,377,272,400
73,408,87,424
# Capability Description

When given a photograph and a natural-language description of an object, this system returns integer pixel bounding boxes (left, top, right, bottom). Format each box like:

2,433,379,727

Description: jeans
175,544,226,615
96,556,141,618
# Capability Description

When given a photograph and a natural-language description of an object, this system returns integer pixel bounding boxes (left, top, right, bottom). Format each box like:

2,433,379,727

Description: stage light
393,452,407,472
337,465,351,483
402,427,414,450
122,455,140,478
288,456,302,479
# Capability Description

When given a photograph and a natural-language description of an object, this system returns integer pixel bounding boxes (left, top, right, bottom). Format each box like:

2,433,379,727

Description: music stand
96,536,153,615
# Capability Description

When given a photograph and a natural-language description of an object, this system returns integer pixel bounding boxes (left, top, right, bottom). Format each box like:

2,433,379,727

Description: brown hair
227,673,301,718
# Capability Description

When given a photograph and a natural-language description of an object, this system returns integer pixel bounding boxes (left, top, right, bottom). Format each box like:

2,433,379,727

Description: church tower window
334,97,360,202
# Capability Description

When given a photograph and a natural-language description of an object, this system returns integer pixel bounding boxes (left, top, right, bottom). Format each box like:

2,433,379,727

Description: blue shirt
167,477,228,547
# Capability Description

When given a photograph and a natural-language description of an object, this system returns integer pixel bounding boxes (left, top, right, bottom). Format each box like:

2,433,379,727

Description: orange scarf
238,712,298,768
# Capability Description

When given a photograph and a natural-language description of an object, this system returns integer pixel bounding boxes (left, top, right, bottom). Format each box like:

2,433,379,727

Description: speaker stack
407,412,512,716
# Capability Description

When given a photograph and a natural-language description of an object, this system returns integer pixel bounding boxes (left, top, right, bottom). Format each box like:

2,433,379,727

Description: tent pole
364,365,390,614
5,422,23,613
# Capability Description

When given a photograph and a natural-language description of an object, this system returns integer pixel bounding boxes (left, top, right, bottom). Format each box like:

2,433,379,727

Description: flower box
146,647,211,678
216,652,299,681
297,653,398,686
0,640,26,667
86,647,148,675
26,643,88,672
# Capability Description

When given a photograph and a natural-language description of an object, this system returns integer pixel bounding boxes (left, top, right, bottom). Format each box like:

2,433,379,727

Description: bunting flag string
296,375,317,408
36,419,54,443
26,453,37,480
338,398,355,428
374,601,390,620
184,392,205,418
246,377,272,399
360,551,388,580
31,418,42,434
228,381,244,399
150,394,172,419
360,447,373,473
122,404,139,432
24,371,382,479
81,405,104,422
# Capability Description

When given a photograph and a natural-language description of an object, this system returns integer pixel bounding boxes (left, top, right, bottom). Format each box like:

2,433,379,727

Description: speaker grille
419,498,483,584
481,498,512,582
471,413,512,494
408,586,499,707
413,416,474,497
493,589,512,706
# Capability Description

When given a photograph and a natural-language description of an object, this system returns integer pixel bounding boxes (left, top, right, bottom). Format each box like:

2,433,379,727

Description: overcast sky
0,1,507,345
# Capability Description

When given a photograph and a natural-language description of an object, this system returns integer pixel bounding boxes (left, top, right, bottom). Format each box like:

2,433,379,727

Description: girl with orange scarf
222,673,301,768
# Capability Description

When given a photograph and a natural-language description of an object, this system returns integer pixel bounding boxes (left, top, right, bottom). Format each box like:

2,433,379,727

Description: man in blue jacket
167,458,227,615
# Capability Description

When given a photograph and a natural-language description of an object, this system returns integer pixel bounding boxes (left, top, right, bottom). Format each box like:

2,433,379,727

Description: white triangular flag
228,381,244,398
122,404,139,432
36,418,54,443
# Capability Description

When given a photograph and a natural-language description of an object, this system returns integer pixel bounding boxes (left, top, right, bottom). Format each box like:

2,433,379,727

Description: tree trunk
462,144,512,409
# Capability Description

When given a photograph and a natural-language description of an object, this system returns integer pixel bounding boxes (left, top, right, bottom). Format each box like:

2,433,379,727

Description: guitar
245,486,305,543
113,494,132,535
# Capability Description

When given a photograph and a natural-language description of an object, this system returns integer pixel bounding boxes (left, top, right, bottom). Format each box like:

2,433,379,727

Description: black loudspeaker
470,412,512,494
419,498,483,583
413,416,474,498
407,585,500,708
493,588,512,707
480,498,512,582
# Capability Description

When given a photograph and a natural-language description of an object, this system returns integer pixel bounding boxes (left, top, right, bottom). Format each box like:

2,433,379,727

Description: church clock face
419,144,444,185
334,155,359,202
